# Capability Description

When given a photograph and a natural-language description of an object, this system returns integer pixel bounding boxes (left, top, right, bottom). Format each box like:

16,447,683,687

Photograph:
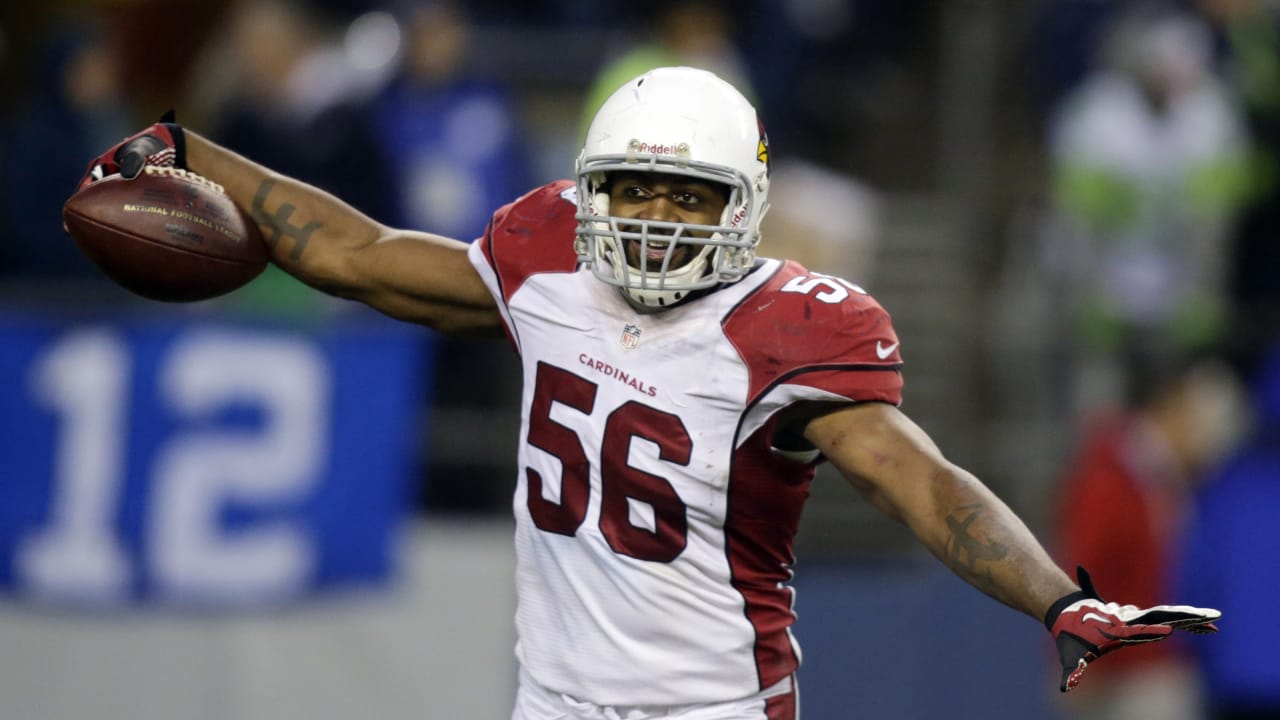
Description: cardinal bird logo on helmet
756,115,770,175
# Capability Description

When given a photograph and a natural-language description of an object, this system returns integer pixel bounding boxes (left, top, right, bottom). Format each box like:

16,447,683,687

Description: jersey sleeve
467,180,579,308
724,260,904,409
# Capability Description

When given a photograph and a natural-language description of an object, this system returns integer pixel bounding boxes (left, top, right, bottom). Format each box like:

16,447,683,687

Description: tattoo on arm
943,503,1010,576
251,179,323,261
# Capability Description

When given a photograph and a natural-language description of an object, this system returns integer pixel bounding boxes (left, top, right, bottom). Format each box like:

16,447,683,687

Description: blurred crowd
1,0,1278,717
1032,2,1280,718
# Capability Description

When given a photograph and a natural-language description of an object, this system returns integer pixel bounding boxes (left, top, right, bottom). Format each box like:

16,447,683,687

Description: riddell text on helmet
632,142,685,156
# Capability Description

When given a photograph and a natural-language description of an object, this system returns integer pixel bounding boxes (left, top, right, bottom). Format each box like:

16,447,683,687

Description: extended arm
803,401,1074,618
185,133,501,334
79,121,502,335
802,401,1220,691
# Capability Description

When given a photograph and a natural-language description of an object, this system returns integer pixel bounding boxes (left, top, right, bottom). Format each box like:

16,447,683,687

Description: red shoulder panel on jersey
478,180,580,305
723,260,903,405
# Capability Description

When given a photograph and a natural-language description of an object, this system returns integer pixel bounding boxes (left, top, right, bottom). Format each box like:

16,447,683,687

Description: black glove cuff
162,122,186,169
1045,590,1089,630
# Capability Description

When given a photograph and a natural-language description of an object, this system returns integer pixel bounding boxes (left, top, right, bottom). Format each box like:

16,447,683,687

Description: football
62,166,268,302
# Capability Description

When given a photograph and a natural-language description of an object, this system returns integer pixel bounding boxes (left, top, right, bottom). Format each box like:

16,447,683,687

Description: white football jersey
468,181,903,706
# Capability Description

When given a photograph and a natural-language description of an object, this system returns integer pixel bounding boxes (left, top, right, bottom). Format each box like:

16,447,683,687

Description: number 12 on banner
15,327,328,606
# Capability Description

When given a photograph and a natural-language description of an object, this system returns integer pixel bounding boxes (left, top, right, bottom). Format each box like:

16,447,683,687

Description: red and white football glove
1046,566,1220,692
77,110,186,191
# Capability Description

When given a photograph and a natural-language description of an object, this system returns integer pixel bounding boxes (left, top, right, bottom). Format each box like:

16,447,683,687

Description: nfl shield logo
621,324,641,349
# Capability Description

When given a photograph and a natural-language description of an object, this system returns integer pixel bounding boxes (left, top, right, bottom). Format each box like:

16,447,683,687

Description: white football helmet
575,66,771,309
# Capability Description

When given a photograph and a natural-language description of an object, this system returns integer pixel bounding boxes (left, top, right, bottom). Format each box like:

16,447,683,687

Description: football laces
143,165,227,195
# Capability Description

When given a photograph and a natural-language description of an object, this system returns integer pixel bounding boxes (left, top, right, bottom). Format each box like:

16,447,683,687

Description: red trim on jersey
725,418,814,690
722,260,903,406
479,180,580,305
722,259,903,690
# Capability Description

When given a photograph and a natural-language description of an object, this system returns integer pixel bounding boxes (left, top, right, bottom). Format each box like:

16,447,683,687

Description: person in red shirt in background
1054,350,1242,720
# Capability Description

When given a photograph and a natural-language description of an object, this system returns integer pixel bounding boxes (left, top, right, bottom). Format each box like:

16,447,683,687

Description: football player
80,67,1220,719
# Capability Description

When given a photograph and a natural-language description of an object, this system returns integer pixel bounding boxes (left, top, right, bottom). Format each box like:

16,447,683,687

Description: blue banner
0,309,431,609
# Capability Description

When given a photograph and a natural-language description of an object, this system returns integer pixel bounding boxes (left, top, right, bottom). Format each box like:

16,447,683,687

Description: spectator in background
1045,6,1251,416
369,0,531,240
365,0,531,513
1053,350,1242,720
0,22,129,281
209,0,395,224
578,0,753,139
1195,0,1280,385
201,0,397,313
189,0,396,313
1178,340,1280,720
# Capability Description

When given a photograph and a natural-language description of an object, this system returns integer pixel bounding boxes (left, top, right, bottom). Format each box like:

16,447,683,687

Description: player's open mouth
644,240,671,261
625,238,690,271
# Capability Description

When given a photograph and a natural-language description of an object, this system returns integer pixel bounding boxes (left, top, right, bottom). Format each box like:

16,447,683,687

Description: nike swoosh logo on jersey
1081,612,1115,625
876,341,898,359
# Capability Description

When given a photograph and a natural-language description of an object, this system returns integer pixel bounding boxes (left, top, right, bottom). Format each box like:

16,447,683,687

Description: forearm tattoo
943,503,1010,576
251,179,322,261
